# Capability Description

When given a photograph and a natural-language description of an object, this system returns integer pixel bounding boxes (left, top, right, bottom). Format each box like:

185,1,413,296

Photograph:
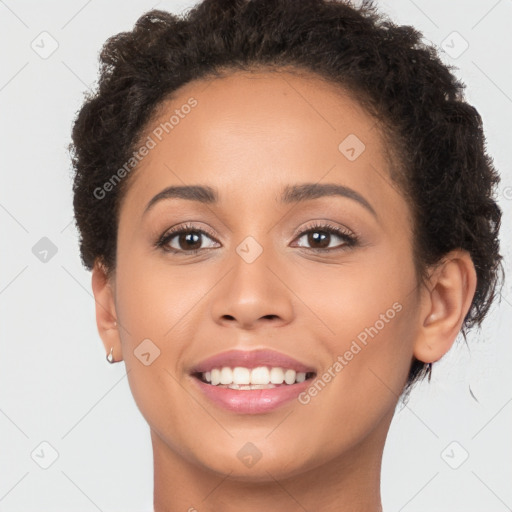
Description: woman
70,0,503,510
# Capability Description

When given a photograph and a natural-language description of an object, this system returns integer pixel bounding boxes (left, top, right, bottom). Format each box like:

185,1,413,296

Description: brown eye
305,231,331,249
293,223,357,252
157,224,220,254
173,231,203,251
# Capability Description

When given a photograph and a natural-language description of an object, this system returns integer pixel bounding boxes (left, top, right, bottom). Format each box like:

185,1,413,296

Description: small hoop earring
106,347,115,364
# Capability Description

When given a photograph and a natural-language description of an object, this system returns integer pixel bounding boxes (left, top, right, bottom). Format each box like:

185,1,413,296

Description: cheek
293,249,418,406
113,256,205,455
115,249,202,341
307,272,414,396
296,300,417,455
292,250,415,344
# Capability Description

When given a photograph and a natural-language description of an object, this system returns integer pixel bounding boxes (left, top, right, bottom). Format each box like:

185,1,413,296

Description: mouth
188,348,318,414
191,367,317,390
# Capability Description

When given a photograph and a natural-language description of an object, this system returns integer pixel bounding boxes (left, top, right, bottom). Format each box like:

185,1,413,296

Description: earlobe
413,249,477,364
91,259,123,362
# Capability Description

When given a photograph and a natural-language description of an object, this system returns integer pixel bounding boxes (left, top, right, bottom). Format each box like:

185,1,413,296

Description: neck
152,409,392,512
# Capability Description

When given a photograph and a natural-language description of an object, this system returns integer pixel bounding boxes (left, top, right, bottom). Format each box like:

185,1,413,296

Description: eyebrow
143,182,377,218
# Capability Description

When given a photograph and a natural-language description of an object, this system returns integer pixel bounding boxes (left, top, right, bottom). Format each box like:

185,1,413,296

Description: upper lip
190,349,317,374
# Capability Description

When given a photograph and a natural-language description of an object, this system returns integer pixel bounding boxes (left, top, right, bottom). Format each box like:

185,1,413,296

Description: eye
155,222,220,254
155,221,358,255
292,222,358,252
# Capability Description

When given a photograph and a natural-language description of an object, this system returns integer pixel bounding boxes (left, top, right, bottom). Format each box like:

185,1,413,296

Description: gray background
0,0,511,510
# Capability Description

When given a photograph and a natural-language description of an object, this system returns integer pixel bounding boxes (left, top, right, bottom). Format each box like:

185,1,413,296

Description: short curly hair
70,0,504,399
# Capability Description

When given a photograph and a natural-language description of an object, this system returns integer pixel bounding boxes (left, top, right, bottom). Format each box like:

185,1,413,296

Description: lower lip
191,375,314,414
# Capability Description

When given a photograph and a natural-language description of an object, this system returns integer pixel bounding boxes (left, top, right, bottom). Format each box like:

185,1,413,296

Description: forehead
153,68,380,150
120,68,401,219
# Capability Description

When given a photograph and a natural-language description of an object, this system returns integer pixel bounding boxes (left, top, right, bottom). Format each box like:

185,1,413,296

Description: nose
209,245,295,330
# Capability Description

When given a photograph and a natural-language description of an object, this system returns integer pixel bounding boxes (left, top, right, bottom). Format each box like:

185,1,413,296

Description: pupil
180,232,201,250
177,230,331,251
309,231,329,248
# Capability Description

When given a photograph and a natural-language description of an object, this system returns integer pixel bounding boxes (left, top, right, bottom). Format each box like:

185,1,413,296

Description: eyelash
155,221,359,255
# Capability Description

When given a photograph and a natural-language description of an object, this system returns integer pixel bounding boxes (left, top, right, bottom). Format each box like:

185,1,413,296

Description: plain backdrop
0,0,511,511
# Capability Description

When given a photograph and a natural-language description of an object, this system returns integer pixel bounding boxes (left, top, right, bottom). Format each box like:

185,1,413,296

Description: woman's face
102,69,426,479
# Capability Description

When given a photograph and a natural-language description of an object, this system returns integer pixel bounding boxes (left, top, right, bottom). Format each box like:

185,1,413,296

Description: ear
91,259,123,362
413,249,477,364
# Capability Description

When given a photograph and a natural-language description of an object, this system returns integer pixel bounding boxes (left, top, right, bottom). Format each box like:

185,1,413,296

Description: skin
91,69,477,512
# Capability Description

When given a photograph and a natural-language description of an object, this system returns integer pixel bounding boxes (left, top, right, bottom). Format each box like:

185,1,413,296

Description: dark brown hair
69,0,503,400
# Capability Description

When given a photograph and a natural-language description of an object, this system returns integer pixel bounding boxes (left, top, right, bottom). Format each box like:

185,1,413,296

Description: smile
195,366,316,388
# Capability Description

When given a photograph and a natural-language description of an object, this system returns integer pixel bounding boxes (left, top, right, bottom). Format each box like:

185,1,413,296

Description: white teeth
200,366,312,386
296,372,306,383
250,366,270,385
233,367,251,384
284,369,296,384
219,367,232,385
270,367,284,384
224,383,277,390
210,368,220,385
